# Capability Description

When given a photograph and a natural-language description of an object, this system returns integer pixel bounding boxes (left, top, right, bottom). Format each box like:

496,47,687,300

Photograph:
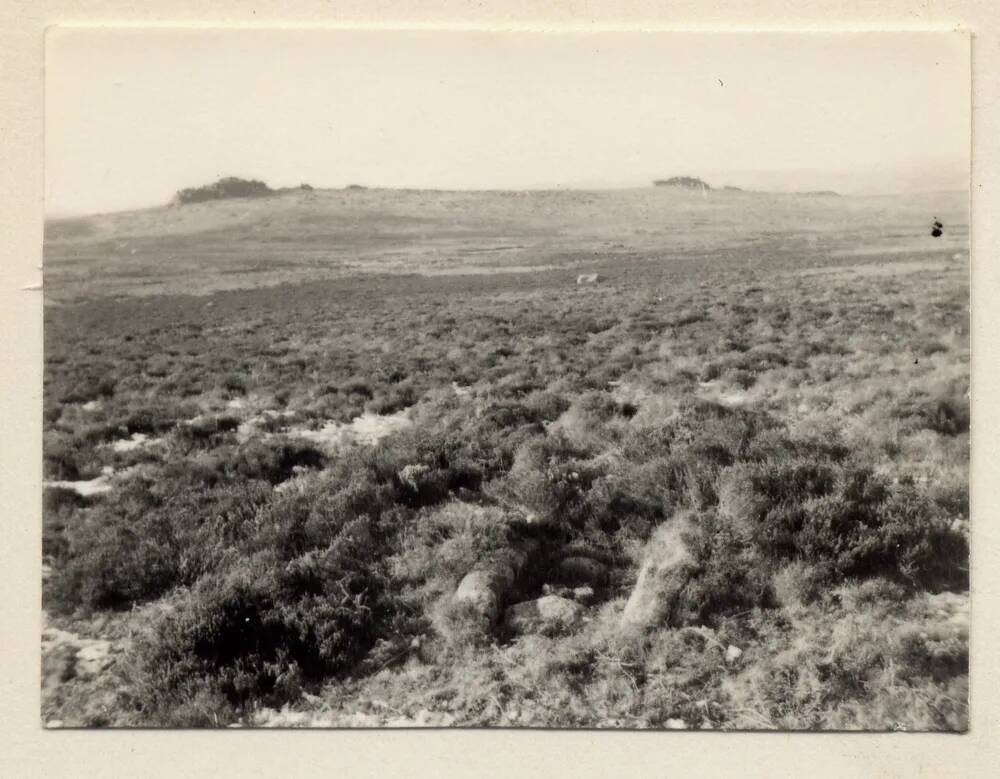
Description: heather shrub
724,368,757,390
501,433,604,527
50,504,182,612
699,362,723,382
222,439,325,484
919,397,969,436
121,407,180,435
43,432,101,480
42,487,87,562
672,511,774,625
891,391,969,437
366,380,416,414
47,471,277,613
521,390,571,422
714,460,967,593
175,415,241,449
129,497,406,717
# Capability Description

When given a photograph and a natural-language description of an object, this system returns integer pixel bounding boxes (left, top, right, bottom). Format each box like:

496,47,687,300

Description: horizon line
44,183,969,221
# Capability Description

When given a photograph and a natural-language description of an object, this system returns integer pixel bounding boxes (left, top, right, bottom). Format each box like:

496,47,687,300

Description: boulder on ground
450,540,540,626
620,518,697,632
504,595,584,636
453,567,516,626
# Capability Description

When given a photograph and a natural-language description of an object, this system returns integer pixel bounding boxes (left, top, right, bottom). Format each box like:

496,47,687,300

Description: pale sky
45,29,970,216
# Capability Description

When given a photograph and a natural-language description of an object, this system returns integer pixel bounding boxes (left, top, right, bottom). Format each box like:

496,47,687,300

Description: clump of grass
722,590,968,730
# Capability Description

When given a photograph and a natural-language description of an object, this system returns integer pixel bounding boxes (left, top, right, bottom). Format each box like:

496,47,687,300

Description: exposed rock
504,595,584,636
556,556,608,587
172,176,272,206
653,176,711,190
398,463,430,491
453,569,514,625
665,718,688,729
576,273,601,285
725,645,743,664
451,541,539,626
620,518,696,632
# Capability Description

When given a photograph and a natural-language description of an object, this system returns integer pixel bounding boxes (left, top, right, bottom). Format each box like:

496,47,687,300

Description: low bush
674,511,775,625
223,440,326,484
715,460,968,594
50,505,182,612
175,415,241,449
501,433,604,527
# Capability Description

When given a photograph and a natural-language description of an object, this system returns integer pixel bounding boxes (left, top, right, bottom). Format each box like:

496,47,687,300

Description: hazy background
45,29,970,216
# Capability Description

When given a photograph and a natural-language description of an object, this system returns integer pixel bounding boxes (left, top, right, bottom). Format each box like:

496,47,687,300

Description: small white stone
725,645,743,664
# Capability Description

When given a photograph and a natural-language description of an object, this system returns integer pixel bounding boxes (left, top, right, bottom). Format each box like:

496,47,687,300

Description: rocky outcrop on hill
653,176,711,190
171,176,273,205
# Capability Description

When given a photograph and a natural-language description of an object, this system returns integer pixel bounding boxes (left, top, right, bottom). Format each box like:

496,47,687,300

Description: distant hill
653,176,711,190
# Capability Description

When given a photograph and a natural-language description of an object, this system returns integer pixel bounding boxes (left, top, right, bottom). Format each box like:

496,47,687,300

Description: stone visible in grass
504,595,584,636
453,568,514,626
621,519,696,632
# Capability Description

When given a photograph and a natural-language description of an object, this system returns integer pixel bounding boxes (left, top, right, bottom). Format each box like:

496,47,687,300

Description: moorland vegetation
42,187,969,729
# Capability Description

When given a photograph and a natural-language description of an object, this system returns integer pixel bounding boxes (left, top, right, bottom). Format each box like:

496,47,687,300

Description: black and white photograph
40,29,970,730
